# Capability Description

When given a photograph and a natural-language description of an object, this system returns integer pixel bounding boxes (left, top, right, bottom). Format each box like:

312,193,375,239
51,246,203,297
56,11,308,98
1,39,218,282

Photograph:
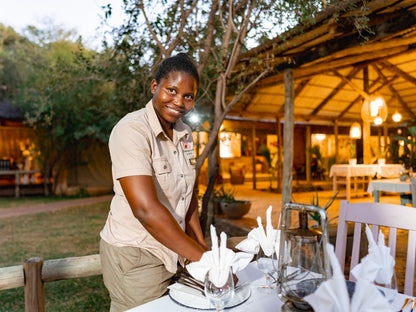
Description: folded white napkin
235,206,280,257
186,225,253,287
304,243,392,312
351,225,395,284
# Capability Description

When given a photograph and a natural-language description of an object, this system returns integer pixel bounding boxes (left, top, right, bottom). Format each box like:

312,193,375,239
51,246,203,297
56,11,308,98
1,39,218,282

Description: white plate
168,283,251,310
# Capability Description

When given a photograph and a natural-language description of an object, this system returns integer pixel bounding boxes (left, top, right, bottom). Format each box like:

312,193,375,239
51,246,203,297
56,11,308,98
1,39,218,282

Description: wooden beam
388,85,416,120
258,45,410,88
310,67,361,116
380,60,416,86
332,70,369,98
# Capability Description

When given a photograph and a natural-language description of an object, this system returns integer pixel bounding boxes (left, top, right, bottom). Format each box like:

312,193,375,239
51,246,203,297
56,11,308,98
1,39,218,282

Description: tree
0,24,118,194
106,0,371,232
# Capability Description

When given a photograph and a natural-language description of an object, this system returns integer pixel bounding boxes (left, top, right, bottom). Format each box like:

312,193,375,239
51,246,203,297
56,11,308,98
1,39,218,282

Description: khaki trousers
100,239,174,312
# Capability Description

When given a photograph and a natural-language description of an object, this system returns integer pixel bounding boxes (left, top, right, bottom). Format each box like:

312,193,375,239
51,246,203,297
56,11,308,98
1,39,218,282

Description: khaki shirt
100,100,196,273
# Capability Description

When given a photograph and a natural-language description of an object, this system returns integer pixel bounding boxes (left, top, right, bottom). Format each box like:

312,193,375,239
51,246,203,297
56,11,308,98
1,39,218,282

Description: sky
0,0,127,50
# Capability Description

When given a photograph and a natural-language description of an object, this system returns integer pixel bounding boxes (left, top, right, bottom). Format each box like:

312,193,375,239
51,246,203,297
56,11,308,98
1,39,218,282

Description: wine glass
256,247,278,293
204,268,235,312
374,269,398,304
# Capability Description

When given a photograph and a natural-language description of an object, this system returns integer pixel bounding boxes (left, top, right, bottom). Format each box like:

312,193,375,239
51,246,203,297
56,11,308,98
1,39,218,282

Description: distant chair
400,177,416,207
335,200,416,296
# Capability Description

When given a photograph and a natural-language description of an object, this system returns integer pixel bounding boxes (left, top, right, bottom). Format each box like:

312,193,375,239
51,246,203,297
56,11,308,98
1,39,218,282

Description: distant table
329,164,404,201
367,178,411,202
0,170,46,198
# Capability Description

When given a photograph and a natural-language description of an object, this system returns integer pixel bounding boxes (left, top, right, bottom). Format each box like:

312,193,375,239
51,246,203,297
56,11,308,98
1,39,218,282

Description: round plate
169,284,251,310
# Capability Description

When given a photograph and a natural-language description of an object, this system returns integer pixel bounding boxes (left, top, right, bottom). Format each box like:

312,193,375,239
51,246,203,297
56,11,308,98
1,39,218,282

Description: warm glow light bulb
374,116,383,125
392,111,402,122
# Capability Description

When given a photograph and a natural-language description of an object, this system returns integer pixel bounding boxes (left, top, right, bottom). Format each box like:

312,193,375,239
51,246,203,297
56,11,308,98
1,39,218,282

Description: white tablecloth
329,164,403,179
367,178,411,194
125,262,411,312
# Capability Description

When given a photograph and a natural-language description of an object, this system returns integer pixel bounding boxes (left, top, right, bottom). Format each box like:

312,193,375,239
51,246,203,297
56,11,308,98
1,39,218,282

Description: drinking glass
374,270,398,304
256,247,278,293
204,268,235,312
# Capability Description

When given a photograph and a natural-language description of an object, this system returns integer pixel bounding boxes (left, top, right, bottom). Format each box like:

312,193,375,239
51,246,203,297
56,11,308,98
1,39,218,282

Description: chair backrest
335,200,416,296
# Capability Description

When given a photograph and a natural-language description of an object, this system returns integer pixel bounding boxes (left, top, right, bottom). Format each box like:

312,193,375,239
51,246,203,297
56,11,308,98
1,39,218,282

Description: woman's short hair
155,53,199,85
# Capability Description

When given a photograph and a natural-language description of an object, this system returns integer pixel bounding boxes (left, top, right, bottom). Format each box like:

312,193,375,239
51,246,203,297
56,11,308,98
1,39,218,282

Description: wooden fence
0,254,101,312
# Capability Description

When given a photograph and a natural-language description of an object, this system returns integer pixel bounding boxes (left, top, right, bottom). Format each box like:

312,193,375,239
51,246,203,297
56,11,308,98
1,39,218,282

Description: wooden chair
400,177,416,207
334,200,416,296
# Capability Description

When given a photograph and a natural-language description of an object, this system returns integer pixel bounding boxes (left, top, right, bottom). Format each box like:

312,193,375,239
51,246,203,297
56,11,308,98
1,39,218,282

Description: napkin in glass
351,224,395,284
235,205,280,257
186,225,253,287
304,243,392,312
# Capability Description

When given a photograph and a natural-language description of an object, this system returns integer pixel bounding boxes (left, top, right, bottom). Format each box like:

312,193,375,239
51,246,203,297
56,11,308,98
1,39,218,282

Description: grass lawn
0,195,90,210
0,201,111,312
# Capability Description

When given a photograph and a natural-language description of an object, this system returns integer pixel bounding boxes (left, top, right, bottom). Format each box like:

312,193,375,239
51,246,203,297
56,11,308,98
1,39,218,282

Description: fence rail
0,254,101,312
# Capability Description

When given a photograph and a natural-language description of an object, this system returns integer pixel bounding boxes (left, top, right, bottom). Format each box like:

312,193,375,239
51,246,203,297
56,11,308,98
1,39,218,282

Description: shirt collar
145,100,190,143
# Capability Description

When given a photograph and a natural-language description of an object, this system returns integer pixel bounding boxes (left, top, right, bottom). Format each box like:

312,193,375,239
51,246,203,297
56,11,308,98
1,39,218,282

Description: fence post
24,257,45,312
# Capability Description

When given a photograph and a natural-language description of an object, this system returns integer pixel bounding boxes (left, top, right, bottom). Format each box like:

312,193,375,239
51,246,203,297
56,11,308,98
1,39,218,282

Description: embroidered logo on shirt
183,142,193,150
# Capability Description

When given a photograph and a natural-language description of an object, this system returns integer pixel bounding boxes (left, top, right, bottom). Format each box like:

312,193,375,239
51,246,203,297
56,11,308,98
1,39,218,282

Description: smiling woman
99,53,208,311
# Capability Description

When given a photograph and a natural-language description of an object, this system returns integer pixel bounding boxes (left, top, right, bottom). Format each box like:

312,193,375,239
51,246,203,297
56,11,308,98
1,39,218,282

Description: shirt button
163,165,167,169
181,174,184,178
174,151,177,154
181,197,185,200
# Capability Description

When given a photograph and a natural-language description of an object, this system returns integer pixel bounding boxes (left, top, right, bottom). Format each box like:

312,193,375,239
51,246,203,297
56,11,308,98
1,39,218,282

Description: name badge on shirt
182,141,195,166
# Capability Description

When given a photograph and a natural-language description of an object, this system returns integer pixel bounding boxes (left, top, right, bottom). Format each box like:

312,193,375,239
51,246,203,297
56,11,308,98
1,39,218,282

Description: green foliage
392,126,416,171
309,191,338,225
213,185,237,203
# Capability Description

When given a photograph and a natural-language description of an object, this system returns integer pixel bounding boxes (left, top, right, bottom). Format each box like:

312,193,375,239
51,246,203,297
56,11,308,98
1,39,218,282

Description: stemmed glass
204,268,235,312
374,269,398,304
256,247,278,293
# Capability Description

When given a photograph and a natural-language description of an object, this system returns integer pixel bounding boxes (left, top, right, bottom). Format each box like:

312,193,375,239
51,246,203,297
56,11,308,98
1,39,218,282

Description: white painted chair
335,200,416,296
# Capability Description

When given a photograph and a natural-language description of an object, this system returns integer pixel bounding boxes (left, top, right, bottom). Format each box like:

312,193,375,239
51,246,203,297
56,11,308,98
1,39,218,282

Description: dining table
125,261,412,312
367,178,411,202
329,164,404,201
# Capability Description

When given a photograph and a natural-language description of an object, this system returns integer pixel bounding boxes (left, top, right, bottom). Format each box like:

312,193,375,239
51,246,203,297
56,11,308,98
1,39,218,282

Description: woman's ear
150,79,158,94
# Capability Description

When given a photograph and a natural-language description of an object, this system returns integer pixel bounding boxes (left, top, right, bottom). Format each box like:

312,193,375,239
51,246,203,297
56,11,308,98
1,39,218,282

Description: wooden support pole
251,123,257,190
24,257,45,312
276,117,282,192
363,67,372,164
282,68,294,206
334,120,339,163
306,126,311,183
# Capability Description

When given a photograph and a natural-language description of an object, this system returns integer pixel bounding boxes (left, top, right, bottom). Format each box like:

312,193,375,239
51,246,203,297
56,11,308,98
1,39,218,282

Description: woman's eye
185,95,194,100
168,88,176,94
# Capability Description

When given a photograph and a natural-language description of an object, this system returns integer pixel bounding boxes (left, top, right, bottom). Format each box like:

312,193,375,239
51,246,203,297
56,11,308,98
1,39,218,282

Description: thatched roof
230,0,416,127
0,99,22,120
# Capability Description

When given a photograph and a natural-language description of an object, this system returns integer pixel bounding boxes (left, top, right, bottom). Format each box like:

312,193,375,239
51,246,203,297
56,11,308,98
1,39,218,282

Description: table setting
126,204,415,312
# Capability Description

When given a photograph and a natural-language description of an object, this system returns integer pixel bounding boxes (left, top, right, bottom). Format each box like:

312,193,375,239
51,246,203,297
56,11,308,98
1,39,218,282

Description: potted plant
213,185,251,219
349,142,357,165
377,147,387,165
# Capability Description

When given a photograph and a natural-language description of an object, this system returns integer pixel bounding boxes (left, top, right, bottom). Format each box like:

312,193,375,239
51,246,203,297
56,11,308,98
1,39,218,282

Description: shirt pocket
153,158,172,190
153,158,172,175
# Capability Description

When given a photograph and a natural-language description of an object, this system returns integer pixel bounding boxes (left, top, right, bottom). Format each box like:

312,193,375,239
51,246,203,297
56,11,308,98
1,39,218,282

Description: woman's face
151,71,197,128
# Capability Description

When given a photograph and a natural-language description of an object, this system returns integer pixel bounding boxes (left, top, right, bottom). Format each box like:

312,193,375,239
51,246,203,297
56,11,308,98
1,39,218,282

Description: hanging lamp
361,93,388,124
392,111,402,122
349,122,361,139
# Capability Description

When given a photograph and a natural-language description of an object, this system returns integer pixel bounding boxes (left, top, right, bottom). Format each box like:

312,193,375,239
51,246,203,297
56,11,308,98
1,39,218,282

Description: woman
100,53,208,311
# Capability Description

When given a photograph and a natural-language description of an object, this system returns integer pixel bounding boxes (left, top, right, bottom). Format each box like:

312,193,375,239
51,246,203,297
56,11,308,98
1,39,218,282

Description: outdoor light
315,133,326,141
361,93,388,124
373,116,383,125
349,122,361,139
189,112,200,125
392,111,402,122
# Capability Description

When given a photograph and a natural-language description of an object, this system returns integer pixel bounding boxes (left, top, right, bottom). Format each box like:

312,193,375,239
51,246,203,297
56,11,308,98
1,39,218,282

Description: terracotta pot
219,201,251,219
